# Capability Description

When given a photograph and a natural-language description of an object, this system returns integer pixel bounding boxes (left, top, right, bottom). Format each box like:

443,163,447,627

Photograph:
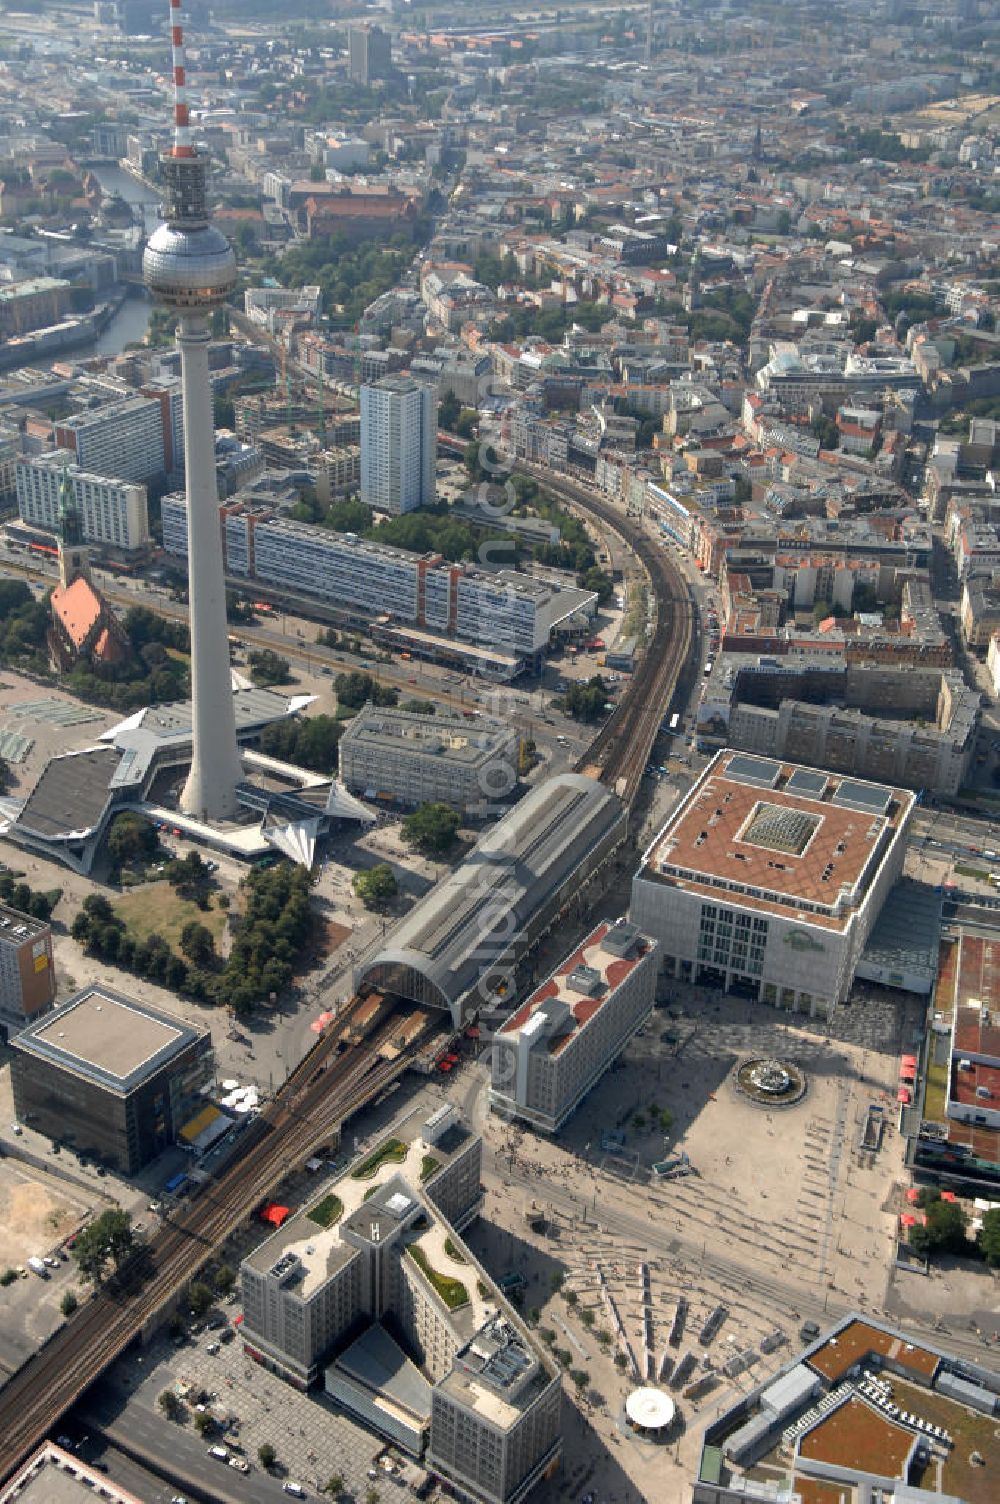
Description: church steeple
56,462,90,590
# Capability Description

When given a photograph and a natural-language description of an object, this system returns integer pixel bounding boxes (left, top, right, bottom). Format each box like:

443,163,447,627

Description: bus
703,659,714,677
669,712,681,732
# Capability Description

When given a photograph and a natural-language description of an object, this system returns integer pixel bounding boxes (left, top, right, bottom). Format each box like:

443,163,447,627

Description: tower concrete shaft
142,0,242,821
176,314,242,819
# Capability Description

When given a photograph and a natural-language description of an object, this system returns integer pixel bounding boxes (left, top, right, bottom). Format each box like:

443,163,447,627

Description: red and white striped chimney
169,0,194,158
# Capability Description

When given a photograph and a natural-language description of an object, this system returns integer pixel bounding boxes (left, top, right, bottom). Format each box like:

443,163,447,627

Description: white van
283,1486,307,1499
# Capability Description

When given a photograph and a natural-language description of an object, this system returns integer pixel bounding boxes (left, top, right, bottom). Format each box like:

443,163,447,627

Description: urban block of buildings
907,931,1000,1196
10,985,214,1173
240,1103,561,1504
694,1314,1000,1504
631,751,914,1020
702,659,978,797
490,919,657,1133
0,903,55,1040
338,704,519,813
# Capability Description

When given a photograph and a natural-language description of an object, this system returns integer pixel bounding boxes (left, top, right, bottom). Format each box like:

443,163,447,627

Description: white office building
339,704,519,812
490,919,657,1133
16,451,150,552
55,397,167,485
361,374,436,515
630,750,914,1020
239,1104,561,1504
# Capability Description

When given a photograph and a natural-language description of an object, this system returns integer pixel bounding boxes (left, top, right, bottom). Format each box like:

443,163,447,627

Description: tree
570,1368,589,1391
365,1490,380,1504
325,1477,345,1499
259,714,344,774
438,390,461,430
72,1209,135,1285
215,1262,236,1294
258,1443,277,1469
400,699,435,716
180,921,216,966
193,1410,214,1436
577,566,614,605
334,670,397,710
979,1207,1000,1268
159,1389,182,1420
353,863,398,909
563,676,608,723
60,1289,78,1316
166,850,209,900
248,648,291,687
614,1352,629,1372
401,802,460,855
908,1195,967,1258
188,1280,214,1316
455,408,478,440
580,1308,595,1328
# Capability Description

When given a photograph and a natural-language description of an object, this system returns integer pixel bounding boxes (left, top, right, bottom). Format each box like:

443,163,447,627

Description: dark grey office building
348,23,391,85
11,986,214,1173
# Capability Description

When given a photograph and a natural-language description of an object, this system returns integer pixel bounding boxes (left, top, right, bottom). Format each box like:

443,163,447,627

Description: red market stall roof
310,1011,334,1034
897,1087,912,1103
899,1068,916,1082
905,1187,920,1203
900,1213,916,1227
260,1203,291,1227
901,1054,917,1067
940,1190,957,1203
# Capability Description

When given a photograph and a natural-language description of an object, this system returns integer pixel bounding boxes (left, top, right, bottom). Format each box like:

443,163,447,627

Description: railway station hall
355,773,626,1028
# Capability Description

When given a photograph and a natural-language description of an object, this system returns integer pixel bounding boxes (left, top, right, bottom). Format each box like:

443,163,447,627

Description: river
74,164,164,359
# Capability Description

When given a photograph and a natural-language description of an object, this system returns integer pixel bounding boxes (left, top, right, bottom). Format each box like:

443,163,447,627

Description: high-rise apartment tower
360,374,436,516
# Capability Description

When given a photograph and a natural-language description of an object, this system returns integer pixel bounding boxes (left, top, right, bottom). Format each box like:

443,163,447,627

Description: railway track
0,1001,424,1483
0,460,696,1480
513,461,695,805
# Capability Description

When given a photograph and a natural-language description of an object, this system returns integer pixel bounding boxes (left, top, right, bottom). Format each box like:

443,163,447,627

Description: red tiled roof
51,576,102,650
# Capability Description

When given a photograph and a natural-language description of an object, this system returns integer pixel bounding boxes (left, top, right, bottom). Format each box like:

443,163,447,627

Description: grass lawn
115,881,227,955
420,1155,441,1183
407,1243,469,1310
306,1194,343,1229
350,1138,407,1180
924,1057,949,1123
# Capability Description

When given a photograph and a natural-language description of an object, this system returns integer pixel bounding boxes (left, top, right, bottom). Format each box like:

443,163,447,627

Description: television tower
143,0,242,821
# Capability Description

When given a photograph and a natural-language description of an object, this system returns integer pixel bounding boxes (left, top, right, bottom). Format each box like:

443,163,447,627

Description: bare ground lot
0,1160,90,1267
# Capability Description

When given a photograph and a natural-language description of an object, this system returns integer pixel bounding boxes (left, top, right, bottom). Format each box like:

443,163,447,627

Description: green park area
115,881,227,954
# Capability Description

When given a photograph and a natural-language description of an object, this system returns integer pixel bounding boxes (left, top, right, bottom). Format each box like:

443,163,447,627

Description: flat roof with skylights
640,750,914,931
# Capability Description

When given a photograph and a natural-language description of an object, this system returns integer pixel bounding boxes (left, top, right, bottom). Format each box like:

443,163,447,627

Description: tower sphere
143,220,237,309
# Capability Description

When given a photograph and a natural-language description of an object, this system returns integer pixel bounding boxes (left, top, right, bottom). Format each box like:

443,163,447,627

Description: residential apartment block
338,704,519,812
490,920,658,1132
160,498,596,665
54,397,170,485
240,1104,560,1504
360,374,436,515
16,451,150,552
0,904,55,1038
